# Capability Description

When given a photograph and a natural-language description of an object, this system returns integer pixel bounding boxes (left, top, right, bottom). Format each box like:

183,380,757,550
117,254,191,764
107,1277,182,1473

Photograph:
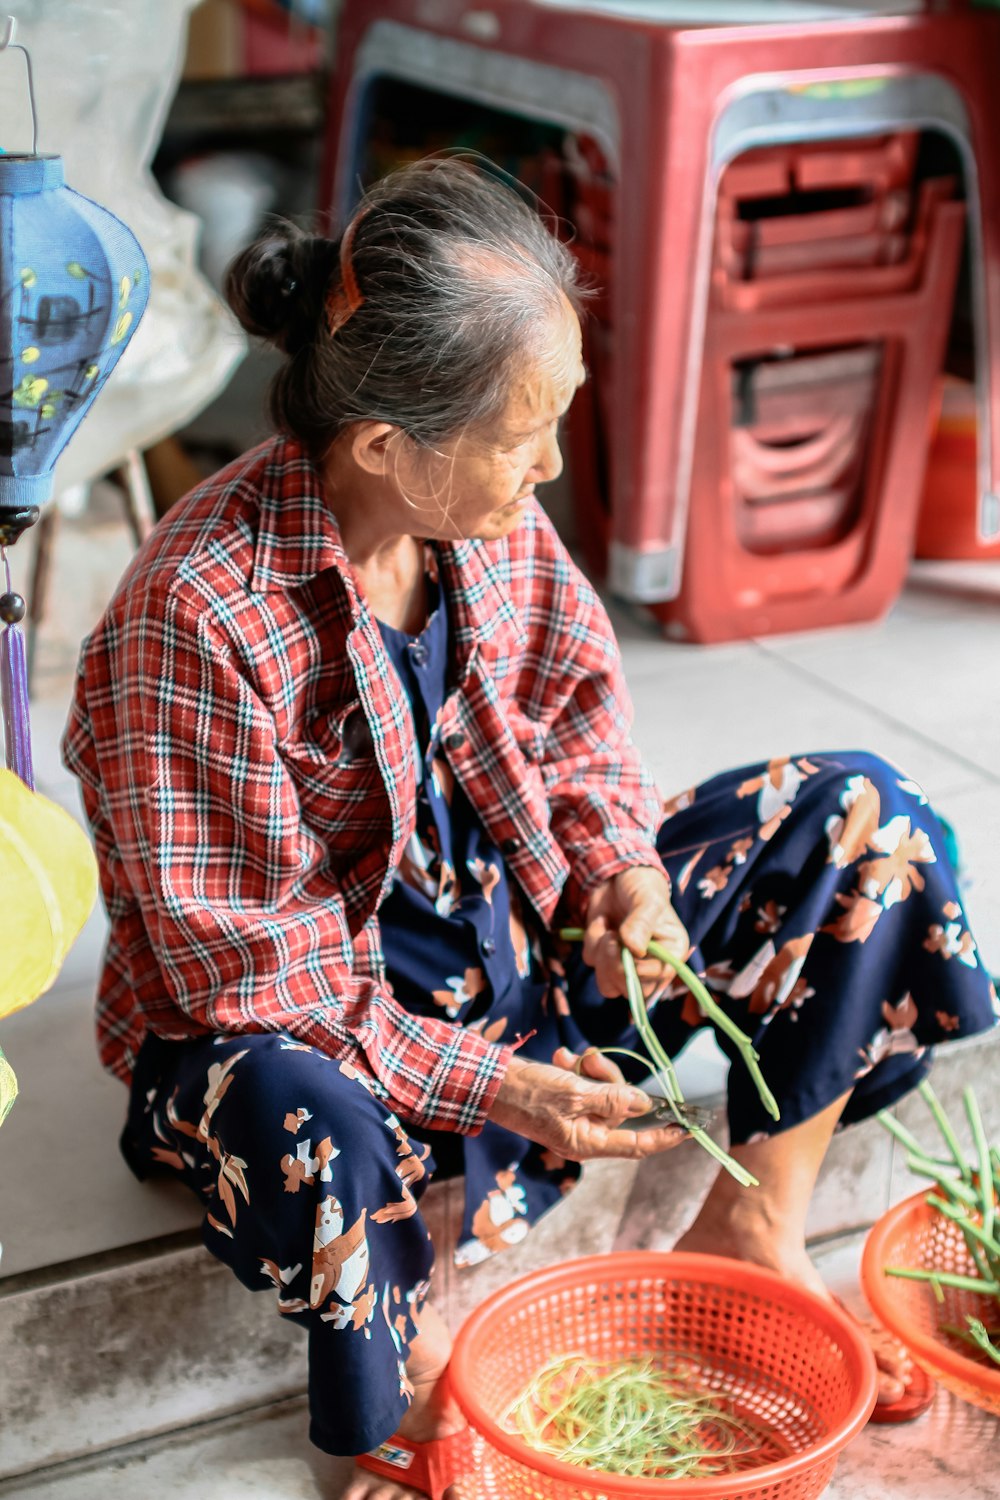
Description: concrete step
1,1028,996,1487
3,1231,998,1500
0,1157,630,1485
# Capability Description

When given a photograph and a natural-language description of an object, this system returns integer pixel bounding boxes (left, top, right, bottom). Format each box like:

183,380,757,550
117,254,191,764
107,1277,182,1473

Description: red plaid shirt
63,438,662,1132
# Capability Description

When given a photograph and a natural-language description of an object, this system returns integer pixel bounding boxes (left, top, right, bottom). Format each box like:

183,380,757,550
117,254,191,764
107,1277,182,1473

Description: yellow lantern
0,767,98,1123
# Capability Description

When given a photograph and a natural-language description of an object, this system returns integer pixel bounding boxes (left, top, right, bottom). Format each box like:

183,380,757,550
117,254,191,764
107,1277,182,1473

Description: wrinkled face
398,293,586,542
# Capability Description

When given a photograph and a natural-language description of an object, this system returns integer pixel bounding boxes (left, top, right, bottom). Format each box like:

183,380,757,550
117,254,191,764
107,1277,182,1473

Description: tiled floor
1,487,998,1495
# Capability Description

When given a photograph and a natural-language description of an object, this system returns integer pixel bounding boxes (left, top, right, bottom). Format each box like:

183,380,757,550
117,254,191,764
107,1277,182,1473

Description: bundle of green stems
558,929,779,1187
878,1079,1000,1365
504,1352,762,1480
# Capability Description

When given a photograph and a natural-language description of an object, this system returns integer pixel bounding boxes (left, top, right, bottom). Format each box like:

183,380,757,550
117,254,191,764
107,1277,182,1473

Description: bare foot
674,1216,911,1406
340,1303,469,1500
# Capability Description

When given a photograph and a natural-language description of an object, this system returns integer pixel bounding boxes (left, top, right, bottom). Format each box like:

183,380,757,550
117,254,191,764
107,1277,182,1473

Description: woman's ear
349,421,403,478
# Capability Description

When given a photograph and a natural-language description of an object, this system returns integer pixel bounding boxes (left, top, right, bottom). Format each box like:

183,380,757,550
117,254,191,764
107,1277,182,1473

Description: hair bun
224,226,336,355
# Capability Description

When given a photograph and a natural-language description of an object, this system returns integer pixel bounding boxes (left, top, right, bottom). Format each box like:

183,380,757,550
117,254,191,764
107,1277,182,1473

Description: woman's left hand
583,866,690,1001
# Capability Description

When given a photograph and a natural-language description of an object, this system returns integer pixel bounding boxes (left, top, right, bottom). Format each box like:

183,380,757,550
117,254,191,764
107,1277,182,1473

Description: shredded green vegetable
504,1353,764,1480
558,929,779,1186
878,1080,1000,1366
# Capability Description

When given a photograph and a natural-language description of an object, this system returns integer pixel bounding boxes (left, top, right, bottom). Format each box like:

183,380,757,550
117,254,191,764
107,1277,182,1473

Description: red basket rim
449,1250,878,1498
861,1189,1000,1395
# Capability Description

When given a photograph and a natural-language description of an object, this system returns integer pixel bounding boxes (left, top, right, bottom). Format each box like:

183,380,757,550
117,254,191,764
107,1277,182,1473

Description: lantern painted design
0,154,149,512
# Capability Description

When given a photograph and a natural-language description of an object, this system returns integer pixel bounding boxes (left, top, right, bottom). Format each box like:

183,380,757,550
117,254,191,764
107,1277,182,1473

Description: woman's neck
353,536,428,632
323,439,416,561
321,440,431,631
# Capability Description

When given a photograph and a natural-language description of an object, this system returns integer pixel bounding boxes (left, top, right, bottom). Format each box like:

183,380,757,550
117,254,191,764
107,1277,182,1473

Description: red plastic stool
322,0,1000,613
651,185,965,641
714,134,918,286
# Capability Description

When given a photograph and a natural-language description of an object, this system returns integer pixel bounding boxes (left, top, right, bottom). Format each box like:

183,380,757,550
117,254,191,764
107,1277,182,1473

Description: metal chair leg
111,449,156,547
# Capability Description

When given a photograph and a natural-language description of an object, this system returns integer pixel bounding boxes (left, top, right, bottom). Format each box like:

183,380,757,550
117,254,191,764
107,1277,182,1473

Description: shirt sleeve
516,516,665,921
96,581,511,1134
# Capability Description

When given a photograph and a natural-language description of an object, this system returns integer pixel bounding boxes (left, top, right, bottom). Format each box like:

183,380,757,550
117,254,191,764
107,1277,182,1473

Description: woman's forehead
507,306,585,421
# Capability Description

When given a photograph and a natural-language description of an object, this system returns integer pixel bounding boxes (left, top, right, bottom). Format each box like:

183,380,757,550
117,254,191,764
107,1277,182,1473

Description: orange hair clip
325,211,366,336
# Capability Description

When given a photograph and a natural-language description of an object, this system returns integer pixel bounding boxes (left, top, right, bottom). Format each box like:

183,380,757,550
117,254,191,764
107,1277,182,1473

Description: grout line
804,1222,879,1253
751,643,1000,787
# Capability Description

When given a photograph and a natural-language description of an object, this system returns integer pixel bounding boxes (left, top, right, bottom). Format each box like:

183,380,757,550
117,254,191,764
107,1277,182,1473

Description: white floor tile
626,640,987,802
753,590,1000,783
900,558,1000,610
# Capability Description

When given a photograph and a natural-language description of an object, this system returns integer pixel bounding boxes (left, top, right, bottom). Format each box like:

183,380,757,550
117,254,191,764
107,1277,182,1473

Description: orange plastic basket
448,1252,878,1500
861,1191,1000,1418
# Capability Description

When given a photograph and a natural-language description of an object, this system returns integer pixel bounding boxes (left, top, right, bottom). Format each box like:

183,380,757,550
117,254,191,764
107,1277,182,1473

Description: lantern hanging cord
0,18,39,156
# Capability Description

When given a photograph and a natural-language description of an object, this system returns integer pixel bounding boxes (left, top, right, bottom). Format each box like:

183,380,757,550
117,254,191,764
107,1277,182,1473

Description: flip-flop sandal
357,1426,474,1498
832,1294,936,1423
868,1359,936,1424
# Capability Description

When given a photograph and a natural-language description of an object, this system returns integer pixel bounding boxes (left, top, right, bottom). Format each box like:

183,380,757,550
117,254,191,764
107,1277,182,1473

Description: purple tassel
0,621,33,790
0,550,33,789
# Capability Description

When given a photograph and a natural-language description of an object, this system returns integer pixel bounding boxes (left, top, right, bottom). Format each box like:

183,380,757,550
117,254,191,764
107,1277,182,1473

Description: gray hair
224,156,586,456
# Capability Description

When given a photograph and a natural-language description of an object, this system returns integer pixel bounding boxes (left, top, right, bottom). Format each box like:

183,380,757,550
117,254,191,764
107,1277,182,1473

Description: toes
876,1370,908,1406
342,1468,412,1499
868,1330,913,1383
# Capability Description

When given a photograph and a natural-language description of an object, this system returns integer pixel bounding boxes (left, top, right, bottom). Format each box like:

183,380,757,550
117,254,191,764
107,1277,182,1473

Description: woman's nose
530,424,564,484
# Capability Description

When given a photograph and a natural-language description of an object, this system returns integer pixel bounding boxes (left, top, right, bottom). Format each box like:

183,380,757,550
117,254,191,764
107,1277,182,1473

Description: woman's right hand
487,1049,689,1161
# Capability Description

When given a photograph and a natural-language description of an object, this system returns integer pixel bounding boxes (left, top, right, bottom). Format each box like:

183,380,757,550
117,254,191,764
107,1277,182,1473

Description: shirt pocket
279,701,372,767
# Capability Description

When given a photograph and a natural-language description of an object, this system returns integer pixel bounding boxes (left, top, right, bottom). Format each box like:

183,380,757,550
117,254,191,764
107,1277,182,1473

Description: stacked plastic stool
649,134,965,640
323,0,1000,638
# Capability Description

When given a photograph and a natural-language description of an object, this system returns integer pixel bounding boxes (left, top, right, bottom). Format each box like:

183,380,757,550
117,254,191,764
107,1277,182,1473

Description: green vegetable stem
878,1080,1000,1364
558,929,779,1187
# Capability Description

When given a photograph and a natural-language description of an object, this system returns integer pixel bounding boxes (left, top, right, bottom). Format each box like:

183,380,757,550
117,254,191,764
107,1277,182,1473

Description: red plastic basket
861,1191,1000,1418
448,1253,877,1500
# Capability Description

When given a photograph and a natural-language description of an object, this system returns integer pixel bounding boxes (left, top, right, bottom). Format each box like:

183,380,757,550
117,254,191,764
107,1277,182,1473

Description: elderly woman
64,159,995,1500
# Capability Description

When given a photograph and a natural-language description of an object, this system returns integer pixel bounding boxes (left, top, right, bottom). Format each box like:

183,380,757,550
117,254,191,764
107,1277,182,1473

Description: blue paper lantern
0,19,149,789
0,152,149,527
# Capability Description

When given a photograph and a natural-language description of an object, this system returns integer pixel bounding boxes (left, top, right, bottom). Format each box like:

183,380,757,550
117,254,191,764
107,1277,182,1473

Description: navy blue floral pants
568,750,997,1141
121,751,997,1456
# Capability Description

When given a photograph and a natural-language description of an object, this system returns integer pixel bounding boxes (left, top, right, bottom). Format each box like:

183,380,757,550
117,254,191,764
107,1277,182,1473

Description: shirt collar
437,534,526,661
249,437,354,595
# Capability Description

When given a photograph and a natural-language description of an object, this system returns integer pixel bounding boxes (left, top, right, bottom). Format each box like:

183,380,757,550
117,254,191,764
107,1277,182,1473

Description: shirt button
501,837,522,857
481,937,497,958
443,731,465,752
409,642,428,667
